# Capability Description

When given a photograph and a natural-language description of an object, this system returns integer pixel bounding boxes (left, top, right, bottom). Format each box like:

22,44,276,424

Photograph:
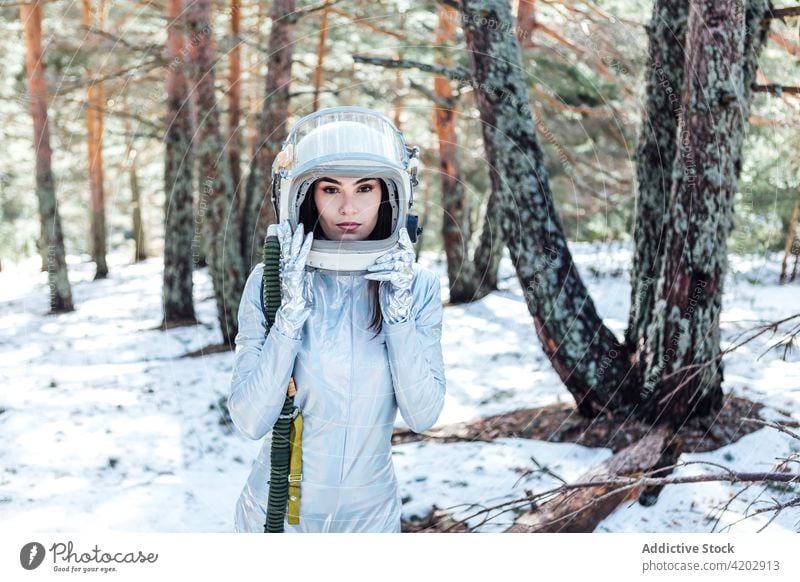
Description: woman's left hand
364,227,415,324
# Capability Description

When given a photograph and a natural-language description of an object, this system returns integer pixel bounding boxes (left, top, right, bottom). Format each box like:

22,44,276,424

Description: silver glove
274,219,314,339
364,227,415,324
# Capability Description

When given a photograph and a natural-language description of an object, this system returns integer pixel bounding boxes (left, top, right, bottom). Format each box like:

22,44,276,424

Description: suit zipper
340,275,354,483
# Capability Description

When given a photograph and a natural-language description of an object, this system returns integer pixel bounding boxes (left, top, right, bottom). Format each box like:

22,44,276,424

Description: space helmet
269,106,422,275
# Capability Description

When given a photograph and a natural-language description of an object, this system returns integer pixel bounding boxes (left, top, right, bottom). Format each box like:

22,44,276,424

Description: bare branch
328,6,411,41
763,6,800,21
56,95,163,138
293,0,348,19
408,79,458,108
654,313,800,402
352,54,472,84
287,88,340,99
83,25,162,54
752,84,800,96
742,418,800,441
0,0,60,7
54,59,166,95
454,466,800,532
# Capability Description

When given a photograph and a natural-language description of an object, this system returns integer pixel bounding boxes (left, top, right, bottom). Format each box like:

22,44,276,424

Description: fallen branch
429,418,800,533
506,427,676,532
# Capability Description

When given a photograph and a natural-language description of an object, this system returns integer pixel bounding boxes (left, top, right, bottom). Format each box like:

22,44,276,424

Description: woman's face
312,176,382,241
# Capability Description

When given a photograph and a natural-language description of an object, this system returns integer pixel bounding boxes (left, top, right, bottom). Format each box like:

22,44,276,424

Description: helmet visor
280,108,409,175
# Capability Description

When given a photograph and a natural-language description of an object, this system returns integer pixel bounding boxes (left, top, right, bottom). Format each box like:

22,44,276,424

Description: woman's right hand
274,219,314,339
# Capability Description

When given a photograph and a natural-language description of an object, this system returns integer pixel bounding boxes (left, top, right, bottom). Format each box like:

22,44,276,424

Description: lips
337,222,361,231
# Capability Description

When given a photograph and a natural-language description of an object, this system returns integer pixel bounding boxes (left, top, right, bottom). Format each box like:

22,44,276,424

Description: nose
338,192,357,216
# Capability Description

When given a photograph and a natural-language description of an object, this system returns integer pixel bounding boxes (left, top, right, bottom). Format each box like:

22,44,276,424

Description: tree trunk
640,0,772,426
82,0,109,279
162,0,197,326
246,0,266,156
186,35,206,270
187,0,246,346
241,0,296,272
242,0,264,264
311,0,331,112
391,10,407,131
459,0,632,417
471,188,504,298
625,0,689,381
780,186,800,284
129,150,146,263
434,3,474,304
515,0,536,49
123,92,147,262
227,0,243,207
19,2,74,313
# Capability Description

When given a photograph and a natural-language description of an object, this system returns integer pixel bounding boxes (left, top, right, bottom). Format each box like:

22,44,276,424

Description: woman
228,172,446,533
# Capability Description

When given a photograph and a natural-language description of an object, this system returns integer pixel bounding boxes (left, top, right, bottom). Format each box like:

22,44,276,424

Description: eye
322,186,339,194
358,183,376,192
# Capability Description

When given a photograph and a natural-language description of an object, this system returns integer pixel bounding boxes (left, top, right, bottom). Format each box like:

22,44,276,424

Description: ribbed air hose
261,230,296,533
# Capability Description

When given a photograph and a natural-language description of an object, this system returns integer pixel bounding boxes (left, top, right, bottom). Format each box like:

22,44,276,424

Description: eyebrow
318,177,377,185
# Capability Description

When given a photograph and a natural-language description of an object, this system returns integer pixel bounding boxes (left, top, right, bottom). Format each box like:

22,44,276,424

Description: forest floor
397,395,794,532
1,241,798,533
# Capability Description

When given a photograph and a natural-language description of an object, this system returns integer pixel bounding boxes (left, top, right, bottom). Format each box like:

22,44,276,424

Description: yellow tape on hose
287,410,303,525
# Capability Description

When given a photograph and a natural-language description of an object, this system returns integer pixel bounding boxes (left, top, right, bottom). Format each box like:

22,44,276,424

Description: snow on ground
0,243,798,533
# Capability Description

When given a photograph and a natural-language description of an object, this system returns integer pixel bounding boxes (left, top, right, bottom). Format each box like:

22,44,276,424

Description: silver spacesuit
229,260,446,532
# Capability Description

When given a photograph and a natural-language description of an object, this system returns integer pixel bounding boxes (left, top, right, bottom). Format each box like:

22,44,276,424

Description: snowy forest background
1,0,799,533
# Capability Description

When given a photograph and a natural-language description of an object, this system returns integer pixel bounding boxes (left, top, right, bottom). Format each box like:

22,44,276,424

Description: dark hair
298,177,394,337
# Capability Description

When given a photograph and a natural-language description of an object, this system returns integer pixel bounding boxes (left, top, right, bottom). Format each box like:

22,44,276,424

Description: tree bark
129,149,146,263
246,0,266,156
19,1,74,313
780,186,800,284
311,0,331,112
459,0,633,417
391,10,407,131
123,91,146,262
162,0,197,326
515,0,536,49
82,0,109,279
186,0,246,346
227,0,243,209
625,0,689,381
435,3,474,304
640,0,772,426
242,0,296,272
471,188,504,298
